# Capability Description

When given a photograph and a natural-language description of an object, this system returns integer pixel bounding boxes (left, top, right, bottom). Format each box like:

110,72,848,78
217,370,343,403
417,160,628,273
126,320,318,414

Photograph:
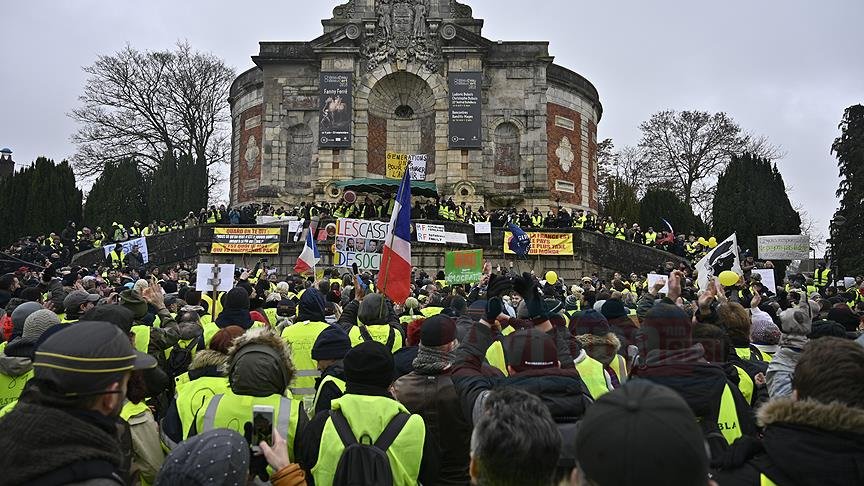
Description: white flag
695,233,741,290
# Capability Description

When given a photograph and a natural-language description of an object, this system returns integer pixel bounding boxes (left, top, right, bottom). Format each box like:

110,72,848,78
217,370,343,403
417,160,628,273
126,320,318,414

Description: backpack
330,409,410,486
358,324,396,350
166,336,202,379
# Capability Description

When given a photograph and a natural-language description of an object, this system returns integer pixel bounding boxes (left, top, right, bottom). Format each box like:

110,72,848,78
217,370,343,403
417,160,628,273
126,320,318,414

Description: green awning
333,178,439,197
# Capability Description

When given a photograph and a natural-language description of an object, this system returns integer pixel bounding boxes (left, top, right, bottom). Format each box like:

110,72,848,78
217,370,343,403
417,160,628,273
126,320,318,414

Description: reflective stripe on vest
176,376,231,441
718,383,743,445
0,369,33,408
199,392,301,461
281,321,331,397
311,394,425,486
312,374,346,415
575,356,610,399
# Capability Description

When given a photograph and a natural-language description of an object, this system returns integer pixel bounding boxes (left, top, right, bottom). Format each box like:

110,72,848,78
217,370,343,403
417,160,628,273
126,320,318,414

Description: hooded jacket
160,349,230,447
766,334,807,399
715,398,864,485
227,328,296,397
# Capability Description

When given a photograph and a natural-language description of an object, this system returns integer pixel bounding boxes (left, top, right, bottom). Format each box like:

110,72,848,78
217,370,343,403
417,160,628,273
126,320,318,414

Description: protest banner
445,250,483,284
474,222,491,234
385,151,428,181
103,237,149,263
753,269,776,293
503,232,573,256
334,218,390,270
696,233,741,291
416,223,446,244
757,235,810,260
211,227,280,254
646,273,669,294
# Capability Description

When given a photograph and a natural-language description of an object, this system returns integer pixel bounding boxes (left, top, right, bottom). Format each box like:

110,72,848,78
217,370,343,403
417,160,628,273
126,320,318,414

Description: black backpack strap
385,326,396,350
749,344,764,361
329,409,358,447
373,412,410,452
358,325,374,343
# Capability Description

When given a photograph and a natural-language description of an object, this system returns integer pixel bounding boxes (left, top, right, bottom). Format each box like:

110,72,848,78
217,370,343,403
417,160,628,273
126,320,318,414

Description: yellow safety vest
761,474,779,486
0,368,33,408
312,394,425,486
131,325,150,354
348,325,403,354
718,383,743,445
281,321,331,397
813,268,831,287
735,346,772,363
574,216,586,229
175,376,231,442
604,223,616,235
645,232,657,244
200,292,224,320
609,354,628,384
264,307,279,326
735,365,755,406
420,306,443,318
120,400,150,422
312,374,347,414
197,391,302,461
483,327,520,376
399,314,419,325
201,315,221,349
110,251,126,268
575,356,610,399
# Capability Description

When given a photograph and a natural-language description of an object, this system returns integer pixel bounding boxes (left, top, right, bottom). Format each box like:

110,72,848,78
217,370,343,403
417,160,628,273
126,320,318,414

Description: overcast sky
2,0,862,244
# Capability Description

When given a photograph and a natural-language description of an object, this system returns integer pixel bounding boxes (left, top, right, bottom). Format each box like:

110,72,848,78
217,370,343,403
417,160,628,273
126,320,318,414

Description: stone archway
355,65,448,182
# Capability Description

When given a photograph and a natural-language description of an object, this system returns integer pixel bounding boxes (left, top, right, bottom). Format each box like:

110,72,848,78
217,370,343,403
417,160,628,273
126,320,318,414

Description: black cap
575,381,709,486
344,340,393,390
505,328,558,372
420,315,457,346
34,321,157,396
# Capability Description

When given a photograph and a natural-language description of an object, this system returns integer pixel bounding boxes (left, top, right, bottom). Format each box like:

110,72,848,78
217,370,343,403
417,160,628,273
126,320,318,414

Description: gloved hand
513,272,547,320
485,273,513,299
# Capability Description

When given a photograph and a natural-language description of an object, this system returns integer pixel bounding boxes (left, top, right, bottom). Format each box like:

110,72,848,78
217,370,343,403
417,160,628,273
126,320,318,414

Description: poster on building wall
448,72,482,148
385,152,428,181
503,232,574,256
319,72,353,148
334,218,391,270
211,227,281,254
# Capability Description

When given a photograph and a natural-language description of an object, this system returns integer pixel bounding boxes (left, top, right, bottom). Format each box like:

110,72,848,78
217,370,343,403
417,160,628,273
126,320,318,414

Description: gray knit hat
155,429,249,486
23,309,61,341
10,302,43,339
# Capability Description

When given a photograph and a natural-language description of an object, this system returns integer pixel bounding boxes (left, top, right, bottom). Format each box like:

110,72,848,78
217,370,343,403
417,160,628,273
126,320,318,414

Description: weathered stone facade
229,0,602,213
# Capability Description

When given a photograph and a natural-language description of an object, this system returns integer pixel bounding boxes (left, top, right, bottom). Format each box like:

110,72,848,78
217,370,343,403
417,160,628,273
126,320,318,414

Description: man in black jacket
393,315,472,485
714,337,864,486
0,321,157,485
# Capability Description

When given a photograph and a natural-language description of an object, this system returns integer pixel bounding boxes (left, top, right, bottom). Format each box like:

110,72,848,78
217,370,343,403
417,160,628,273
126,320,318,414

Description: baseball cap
33,320,157,396
63,290,100,312
505,328,558,372
575,381,709,486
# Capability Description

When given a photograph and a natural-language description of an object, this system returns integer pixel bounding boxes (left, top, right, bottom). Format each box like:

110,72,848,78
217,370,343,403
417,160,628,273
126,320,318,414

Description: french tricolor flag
294,227,321,275
380,169,412,304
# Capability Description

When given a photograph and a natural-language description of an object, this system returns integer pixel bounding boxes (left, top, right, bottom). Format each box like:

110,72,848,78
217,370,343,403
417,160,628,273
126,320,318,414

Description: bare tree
795,204,825,254
638,110,748,211
70,41,234,183
744,132,787,161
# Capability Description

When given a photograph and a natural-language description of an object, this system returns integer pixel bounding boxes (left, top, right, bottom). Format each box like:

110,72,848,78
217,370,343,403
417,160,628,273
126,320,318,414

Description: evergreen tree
601,177,640,224
147,152,208,223
831,105,864,275
639,188,708,236
713,153,801,253
0,157,82,246
83,158,149,230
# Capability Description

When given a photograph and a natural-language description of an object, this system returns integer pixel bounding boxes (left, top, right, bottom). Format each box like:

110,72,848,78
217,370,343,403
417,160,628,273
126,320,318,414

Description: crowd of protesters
0,241,861,486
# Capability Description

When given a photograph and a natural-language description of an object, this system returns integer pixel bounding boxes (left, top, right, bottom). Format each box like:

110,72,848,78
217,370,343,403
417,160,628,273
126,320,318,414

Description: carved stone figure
363,0,439,72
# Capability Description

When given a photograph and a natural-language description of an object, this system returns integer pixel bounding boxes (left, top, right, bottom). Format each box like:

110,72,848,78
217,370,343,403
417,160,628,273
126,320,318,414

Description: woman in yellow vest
192,328,307,463
300,341,436,485
161,326,243,448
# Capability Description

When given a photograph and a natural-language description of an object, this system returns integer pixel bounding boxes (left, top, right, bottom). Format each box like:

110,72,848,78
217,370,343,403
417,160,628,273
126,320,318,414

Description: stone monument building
229,0,602,213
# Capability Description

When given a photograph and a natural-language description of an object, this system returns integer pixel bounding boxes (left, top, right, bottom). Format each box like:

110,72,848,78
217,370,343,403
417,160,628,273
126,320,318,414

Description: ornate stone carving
244,135,260,171
449,0,473,18
362,0,441,73
332,1,357,19
556,137,574,173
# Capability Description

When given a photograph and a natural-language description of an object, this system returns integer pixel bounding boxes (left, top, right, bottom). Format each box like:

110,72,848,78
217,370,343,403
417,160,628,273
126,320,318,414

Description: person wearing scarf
215,287,253,330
